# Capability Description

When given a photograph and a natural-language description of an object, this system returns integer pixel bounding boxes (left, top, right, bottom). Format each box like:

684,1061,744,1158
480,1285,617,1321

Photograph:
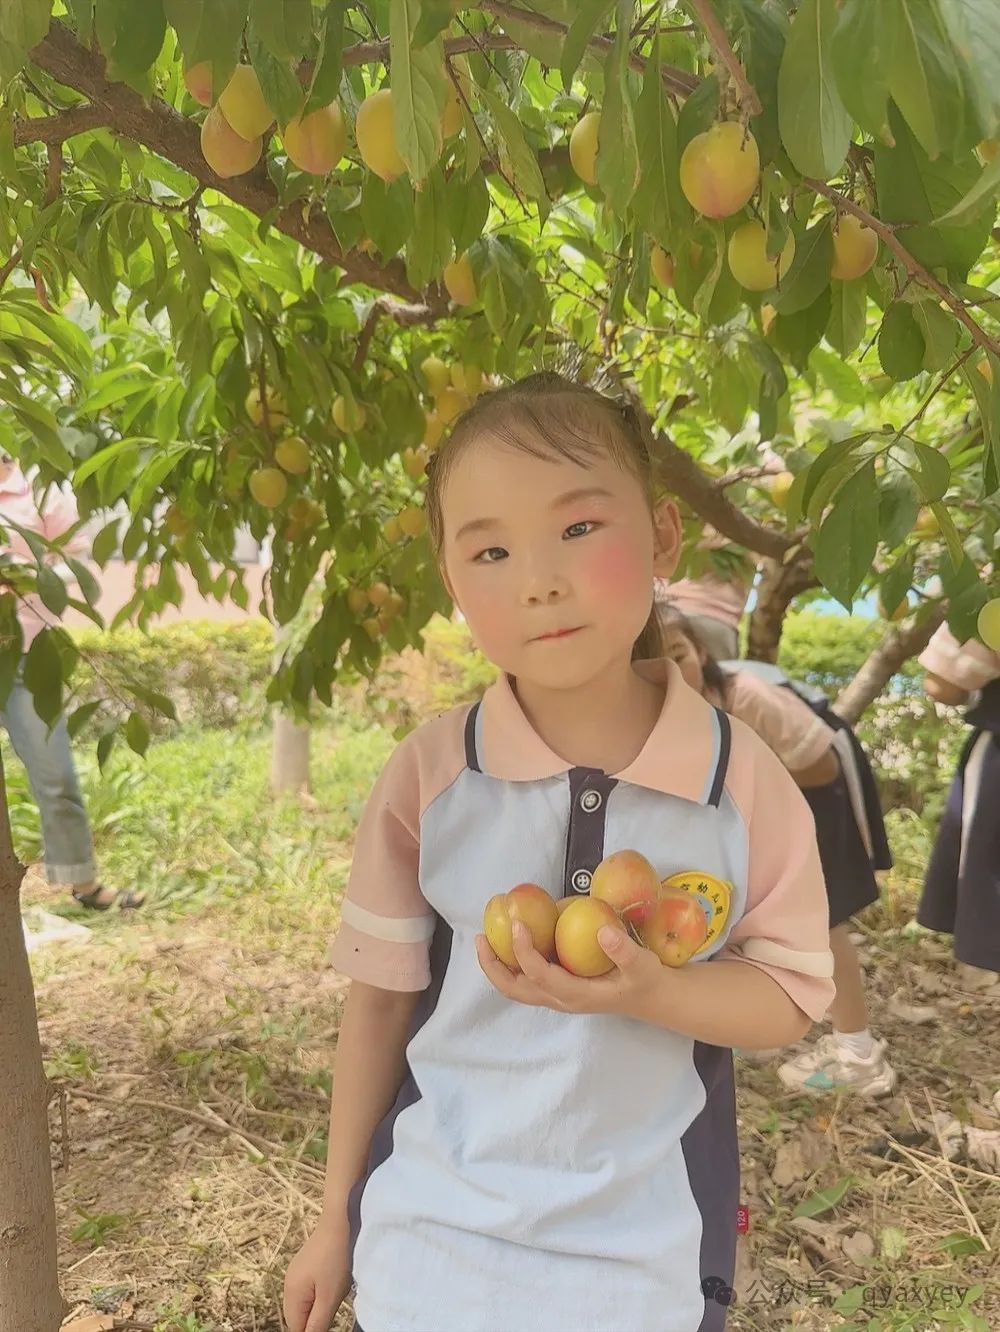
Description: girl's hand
476,919,669,1018
283,1212,352,1332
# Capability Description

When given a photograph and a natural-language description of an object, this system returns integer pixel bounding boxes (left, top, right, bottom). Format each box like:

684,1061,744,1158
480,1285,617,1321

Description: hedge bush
61,611,968,824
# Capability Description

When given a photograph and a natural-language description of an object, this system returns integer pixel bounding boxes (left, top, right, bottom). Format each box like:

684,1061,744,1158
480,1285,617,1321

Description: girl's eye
564,520,596,539
474,546,508,564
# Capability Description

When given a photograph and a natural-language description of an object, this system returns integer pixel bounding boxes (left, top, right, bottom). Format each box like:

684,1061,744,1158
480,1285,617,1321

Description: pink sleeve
327,733,435,991
726,673,833,772
721,726,835,1022
919,623,1000,693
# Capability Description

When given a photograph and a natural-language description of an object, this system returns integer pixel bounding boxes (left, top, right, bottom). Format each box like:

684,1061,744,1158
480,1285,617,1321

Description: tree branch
28,22,447,311
747,550,818,662
479,0,699,97
808,178,1000,359
352,296,440,369
12,104,107,145
686,0,763,116
834,604,947,724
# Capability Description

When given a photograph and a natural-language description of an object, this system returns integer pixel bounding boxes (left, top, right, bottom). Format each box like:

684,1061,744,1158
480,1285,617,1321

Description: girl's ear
652,498,682,578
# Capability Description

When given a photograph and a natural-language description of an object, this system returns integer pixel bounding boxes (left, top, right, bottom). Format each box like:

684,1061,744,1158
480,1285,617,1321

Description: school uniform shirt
330,659,835,1332
721,669,833,772
918,625,1000,971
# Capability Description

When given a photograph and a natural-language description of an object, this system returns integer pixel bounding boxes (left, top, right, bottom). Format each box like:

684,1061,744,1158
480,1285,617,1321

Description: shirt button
572,869,592,893
580,789,602,813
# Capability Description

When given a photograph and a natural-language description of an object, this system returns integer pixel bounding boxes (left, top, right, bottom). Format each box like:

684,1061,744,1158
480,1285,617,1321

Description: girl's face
440,432,680,690
660,622,707,695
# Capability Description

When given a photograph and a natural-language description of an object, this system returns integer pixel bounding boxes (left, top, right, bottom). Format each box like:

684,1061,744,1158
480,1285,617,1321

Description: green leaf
389,2,444,182
413,0,452,48
596,0,640,215
937,1231,987,1258
936,151,1000,226
774,216,833,316
306,0,345,109
36,564,68,616
96,0,167,83
825,279,868,357
67,700,102,740
800,430,873,518
740,0,787,165
931,497,964,567
887,0,968,160
248,0,312,61
632,32,690,248
90,519,121,567
360,174,415,257
913,299,958,371
876,1225,909,1261
249,37,303,128
124,710,150,757
875,106,994,279
561,0,614,88
479,88,547,202
65,556,102,609
937,0,1000,139
0,0,53,85
814,466,879,609
0,594,23,709
810,345,865,405
771,287,831,372
23,629,64,728
163,0,246,84
777,0,852,179
831,0,894,144
96,727,117,772
879,473,921,549
908,437,952,501
792,1174,854,1219
879,550,916,612
445,168,489,255
878,303,925,380
130,685,178,721
708,356,749,435
406,164,450,290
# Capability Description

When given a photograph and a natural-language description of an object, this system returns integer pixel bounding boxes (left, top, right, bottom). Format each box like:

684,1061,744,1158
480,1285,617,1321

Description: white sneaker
777,1033,897,1098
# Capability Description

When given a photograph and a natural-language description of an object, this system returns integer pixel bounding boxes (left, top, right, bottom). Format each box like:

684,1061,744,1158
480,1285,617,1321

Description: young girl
657,609,896,1099
284,375,834,1332
919,623,1000,975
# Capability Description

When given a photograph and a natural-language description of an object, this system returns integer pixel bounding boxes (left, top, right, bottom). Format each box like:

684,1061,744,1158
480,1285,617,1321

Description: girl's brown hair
424,372,663,661
656,602,731,699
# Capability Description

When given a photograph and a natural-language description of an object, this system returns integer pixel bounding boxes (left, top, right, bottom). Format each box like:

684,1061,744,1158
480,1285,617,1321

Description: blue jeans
2,679,96,886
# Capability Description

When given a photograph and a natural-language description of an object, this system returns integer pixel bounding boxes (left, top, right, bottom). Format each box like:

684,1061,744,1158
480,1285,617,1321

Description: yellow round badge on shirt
660,871,732,954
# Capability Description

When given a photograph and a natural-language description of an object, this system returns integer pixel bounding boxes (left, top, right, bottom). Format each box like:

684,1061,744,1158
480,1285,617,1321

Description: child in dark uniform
919,624,1000,976
660,608,897,1098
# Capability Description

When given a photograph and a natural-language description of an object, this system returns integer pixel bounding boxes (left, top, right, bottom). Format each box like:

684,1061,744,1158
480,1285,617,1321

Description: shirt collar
478,658,721,804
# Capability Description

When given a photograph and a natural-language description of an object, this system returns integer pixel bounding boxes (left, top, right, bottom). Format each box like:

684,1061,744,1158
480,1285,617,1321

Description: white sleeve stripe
733,939,834,978
341,898,436,943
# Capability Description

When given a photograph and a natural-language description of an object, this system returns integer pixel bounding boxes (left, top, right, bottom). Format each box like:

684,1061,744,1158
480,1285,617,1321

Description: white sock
834,1027,875,1060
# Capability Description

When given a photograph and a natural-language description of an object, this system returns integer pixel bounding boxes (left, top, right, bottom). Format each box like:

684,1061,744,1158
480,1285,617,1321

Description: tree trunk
747,553,818,663
271,713,312,794
834,605,947,724
0,751,64,1332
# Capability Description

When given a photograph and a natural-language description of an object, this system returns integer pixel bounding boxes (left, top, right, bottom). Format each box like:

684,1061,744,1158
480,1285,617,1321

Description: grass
15,713,1000,1332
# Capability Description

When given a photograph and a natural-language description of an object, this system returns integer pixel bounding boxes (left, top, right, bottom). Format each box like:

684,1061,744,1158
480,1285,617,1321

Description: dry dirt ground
25,875,1000,1332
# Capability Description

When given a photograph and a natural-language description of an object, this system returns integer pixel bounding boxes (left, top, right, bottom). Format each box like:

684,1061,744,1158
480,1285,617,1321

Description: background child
284,374,834,1332
654,528,756,660
658,607,896,1098
919,623,1000,976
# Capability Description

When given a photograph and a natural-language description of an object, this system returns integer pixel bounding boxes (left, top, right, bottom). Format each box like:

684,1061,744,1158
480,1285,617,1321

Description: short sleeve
722,732,835,1022
328,735,435,991
919,623,1000,694
726,672,833,773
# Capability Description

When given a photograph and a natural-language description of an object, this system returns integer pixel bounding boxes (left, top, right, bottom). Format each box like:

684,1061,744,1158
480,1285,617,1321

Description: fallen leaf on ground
887,990,939,1024
964,1127,1000,1172
841,1230,876,1263
61,1315,114,1332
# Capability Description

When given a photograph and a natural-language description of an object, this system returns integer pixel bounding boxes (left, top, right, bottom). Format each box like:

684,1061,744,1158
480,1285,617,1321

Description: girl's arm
787,749,839,787
924,671,970,706
318,980,420,1223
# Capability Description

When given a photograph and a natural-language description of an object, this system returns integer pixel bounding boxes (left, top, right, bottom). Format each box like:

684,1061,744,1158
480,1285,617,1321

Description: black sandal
72,885,145,911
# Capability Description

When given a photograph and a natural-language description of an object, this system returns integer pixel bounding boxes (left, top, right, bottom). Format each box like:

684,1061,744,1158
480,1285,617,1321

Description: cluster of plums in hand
483,850,716,978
